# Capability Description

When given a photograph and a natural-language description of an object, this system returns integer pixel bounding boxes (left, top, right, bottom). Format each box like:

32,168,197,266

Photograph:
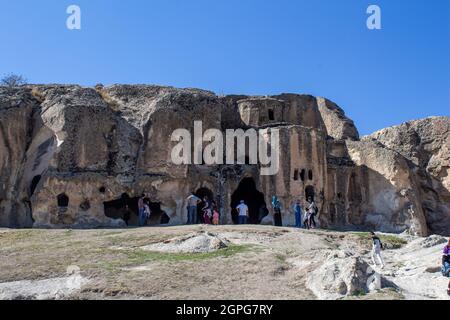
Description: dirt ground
0,225,448,300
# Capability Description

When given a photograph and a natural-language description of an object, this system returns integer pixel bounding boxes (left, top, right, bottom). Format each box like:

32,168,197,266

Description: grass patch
352,232,407,249
122,244,253,265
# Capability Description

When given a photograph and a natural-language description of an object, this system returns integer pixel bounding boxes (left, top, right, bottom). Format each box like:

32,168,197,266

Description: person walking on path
236,200,249,225
272,196,283,227
293,200,303,228
371,232,385,269
186,193,201,225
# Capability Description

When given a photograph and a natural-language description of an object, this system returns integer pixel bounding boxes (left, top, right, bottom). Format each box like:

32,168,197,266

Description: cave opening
57,193,69,208
230,177,266,224
147,202,168,226
103,193,138,226
300,169,306,182
293,169,299,181
305,186,315,202
195,188,214,224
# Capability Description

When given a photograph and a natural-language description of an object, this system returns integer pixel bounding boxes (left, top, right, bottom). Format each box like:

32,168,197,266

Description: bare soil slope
0,225,447,300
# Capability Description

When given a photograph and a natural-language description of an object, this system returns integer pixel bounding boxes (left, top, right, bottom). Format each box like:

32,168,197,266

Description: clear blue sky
1,0,449,135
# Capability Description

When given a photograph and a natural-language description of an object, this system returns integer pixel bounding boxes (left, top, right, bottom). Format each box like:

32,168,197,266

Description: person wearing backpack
370,232,385,269
307,198,317,229
442,239,450,296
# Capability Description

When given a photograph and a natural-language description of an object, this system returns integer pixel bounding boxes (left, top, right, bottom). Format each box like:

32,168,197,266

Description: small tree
1,73,27,88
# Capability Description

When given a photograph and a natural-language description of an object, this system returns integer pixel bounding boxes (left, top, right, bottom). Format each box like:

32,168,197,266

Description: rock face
0,84,448,236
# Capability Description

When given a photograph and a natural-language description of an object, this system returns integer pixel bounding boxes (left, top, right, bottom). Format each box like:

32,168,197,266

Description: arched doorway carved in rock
305,185,315,202
230,177,266,224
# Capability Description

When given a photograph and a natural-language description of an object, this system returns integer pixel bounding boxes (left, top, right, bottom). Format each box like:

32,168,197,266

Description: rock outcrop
0,84,448,236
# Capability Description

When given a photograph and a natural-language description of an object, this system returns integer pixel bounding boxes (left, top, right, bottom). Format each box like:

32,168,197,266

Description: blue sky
0,0,449,135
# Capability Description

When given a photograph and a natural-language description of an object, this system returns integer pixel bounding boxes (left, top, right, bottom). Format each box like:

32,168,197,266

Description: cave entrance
230,177,266,224
195,188,214,224
305,186,315,202
103,193,139,226
147,202,169,226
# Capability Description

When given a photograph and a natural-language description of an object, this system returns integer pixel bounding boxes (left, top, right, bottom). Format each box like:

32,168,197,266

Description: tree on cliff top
1,73,27,88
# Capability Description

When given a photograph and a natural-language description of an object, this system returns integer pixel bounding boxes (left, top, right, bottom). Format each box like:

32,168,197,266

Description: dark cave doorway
103,193,139,226
103,194,168,226
147,202,169,226
230,177,267,224
305,186,315,202
195,188,214,224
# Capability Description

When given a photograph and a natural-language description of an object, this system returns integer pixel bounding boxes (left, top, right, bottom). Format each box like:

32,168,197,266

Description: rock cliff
0,84,448,236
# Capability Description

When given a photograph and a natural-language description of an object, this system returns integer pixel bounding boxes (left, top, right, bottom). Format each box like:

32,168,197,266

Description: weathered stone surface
363,117,450,236
0,84,448,236
306,252,380,300
366,117,450,192
317,97,359,141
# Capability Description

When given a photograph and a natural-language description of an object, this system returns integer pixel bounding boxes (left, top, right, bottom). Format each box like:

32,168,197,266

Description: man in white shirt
186,193,201,225
236,200,249,225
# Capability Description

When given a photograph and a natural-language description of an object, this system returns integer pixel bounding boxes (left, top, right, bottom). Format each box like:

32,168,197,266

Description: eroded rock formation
0,84,448,236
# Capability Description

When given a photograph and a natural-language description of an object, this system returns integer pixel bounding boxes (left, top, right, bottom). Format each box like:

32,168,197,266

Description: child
212,210,220,225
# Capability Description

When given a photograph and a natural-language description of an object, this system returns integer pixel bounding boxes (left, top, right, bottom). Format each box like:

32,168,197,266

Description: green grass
352,232,407,249
122,244,254,265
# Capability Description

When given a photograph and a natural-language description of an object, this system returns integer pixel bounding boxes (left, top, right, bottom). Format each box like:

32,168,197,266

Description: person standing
293,200,303,228
370,232,385,269
212,200,220,225
138,194,146,227
236,200,249,225
442,239,450,296
186,193,201,225
143,200,151,226
212,209,220,225
272,196,283,227
202,196,213,225
307,198,317,229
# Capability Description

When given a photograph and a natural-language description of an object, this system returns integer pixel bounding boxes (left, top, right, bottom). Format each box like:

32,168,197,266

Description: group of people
292,197,318,229
185,192,320,228
185,193,220,225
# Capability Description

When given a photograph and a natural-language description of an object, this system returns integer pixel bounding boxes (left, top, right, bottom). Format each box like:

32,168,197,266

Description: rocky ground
0,225,448,300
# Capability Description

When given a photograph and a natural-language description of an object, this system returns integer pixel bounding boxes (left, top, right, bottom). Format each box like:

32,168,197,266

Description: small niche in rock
99,187,106,193
57,193,69,208
80,200,91,211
